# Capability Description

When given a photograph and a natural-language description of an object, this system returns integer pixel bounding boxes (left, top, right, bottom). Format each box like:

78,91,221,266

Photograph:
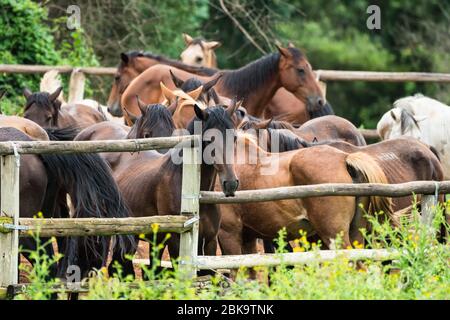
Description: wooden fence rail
200,181,448,204
2,64,450,82
0,136,443,298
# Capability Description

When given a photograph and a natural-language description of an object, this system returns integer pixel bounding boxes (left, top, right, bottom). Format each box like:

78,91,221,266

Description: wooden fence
2,63,450,138
0,135,444,299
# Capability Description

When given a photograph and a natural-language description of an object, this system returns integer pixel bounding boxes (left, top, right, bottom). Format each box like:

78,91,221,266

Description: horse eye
195,57,203,63
144,133,151,138
297,68,305,75
114,75,121,81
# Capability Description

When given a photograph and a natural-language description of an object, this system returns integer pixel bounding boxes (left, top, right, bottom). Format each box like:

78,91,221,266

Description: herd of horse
0,34,449,283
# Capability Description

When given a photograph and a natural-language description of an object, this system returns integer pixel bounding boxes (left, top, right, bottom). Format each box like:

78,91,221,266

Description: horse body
218,136,387,255
116,46,331,124
0,127,135,279
377,94,450,179
0,115,49,140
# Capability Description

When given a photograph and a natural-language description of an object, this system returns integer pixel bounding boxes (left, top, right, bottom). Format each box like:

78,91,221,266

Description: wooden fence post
178,137,201,278
68,69,85,103
421,194,438,226
0,154,20,289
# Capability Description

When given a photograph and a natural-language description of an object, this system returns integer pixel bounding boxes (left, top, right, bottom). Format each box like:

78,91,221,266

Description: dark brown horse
109,103,240,276
0,127,135,280
121,46,330,122
23,87,105,131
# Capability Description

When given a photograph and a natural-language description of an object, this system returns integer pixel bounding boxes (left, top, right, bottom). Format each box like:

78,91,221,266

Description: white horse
377,94,450,178
40,70,124,124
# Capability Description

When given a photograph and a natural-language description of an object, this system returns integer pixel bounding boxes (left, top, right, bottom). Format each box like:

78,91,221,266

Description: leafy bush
15,202,449,300
0,0,99,115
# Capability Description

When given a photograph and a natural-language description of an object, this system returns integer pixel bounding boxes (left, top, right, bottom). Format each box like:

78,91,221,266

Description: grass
13,202,450,300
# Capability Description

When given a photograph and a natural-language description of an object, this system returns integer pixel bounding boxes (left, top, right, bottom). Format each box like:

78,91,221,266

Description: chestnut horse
218,134,393,257
0,127,135,280
121,45,330,123
24,87,105,131
107,51,217,116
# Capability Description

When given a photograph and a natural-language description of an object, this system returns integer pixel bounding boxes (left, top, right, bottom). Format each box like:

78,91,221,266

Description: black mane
220,48,303,100
24,92,59,111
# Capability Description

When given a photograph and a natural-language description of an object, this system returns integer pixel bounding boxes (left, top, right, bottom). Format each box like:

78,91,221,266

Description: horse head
23,87,63,128
276,44,326,113
188,100,241,197
180,33,221,68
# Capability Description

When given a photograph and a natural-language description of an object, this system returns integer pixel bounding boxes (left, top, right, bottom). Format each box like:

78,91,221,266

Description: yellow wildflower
151,223,160,234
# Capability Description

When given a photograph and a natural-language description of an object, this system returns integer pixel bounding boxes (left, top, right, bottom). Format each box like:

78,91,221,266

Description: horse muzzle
222,180,239,197
306,95,325,112
108,101,123,117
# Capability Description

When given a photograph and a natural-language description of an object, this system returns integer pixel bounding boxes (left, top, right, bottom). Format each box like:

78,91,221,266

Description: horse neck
221,59,281,118
205,50,218,69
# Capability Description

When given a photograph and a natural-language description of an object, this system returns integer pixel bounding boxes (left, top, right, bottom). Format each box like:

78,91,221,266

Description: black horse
0,127,136,282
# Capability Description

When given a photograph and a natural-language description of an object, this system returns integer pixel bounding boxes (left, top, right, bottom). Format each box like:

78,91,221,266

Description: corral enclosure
0,0,449,302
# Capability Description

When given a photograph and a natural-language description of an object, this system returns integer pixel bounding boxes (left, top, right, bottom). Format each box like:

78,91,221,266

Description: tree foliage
0,0,449,126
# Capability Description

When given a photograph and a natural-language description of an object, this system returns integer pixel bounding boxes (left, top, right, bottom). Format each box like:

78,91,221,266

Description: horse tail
345,152,396,226
40,152,136,277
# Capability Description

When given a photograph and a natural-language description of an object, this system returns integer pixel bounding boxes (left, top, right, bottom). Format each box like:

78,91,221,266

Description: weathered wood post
68,68,86,103
421,194,438,226
0,153,20,290
178,136,201,278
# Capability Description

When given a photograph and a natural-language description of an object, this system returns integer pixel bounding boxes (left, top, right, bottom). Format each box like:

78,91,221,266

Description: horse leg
241,235,259,280
145,234,168,279
108,235,137,278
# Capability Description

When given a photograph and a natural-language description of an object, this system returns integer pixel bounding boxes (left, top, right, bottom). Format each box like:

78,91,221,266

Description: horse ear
23,88,32,99
135,95,147,115
205,41,222,50
160,81,176,103
288,42,296,48
123,108,138,126
167,101,177,115
202,74,222,93
254,118,273,130
120,53,129,64
49,86,63,102
183,33,193,46
187,85,203,101
390,110,397,121
194,104,208,121
276,45,292,59
170,70,184,88
226,98,242,117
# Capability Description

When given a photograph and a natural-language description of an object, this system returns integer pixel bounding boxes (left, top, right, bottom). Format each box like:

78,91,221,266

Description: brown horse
180,33,221,68
107,51,217,116
180,36,332,125
121,45,330,122
241,115,366,151
109,103,240,276
24,87,105,131
0,127,135,280
0,115,49,140
218,134,392,257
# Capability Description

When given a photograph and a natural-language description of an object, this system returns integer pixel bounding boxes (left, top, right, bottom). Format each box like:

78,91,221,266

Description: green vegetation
15,203,449,300
1,1,449,126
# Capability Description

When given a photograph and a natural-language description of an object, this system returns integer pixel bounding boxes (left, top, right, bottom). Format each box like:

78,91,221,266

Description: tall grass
15,203,449,300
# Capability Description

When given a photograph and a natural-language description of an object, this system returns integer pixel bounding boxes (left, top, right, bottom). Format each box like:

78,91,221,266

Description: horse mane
187,106,234,134
25,91,61,113
399,108,420,134
219,48,303,100
45,126,80,141
267,128,310,152
128,104,175,139
123,50,217,76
